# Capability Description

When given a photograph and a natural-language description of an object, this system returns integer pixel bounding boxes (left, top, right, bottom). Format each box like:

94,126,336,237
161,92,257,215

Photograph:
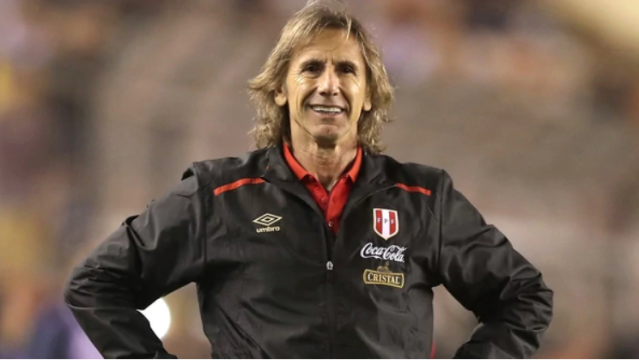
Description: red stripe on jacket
396,183,431,196
213,178,265,196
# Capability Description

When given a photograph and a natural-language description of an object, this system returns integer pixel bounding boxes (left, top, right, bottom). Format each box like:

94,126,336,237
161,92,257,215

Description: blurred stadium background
1,0,639,358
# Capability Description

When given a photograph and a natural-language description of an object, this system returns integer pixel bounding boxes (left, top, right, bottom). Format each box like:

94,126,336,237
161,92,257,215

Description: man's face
275,29,371,148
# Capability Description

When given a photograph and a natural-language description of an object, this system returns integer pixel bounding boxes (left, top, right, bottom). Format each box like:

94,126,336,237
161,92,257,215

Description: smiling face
275,29,372,149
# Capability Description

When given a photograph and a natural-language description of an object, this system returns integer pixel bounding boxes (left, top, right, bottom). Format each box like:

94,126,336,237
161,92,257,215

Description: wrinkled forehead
291,28,364,63
297,27,352,46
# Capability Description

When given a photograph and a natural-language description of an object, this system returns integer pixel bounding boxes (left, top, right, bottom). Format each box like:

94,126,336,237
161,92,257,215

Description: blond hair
248,0,394,154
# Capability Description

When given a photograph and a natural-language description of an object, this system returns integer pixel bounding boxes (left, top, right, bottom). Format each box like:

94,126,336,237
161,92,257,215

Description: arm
64,168,208,359
435,171,553,359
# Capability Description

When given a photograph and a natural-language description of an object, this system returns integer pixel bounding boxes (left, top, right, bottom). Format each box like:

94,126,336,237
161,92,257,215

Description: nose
318,67,339,97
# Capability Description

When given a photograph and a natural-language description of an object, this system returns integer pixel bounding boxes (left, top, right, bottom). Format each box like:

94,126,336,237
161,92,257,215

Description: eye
303,64,321,74
342,66,355,74
338,64,356,75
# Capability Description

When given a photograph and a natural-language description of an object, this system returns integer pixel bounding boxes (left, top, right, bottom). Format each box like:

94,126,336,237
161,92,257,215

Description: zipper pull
326,261,334,282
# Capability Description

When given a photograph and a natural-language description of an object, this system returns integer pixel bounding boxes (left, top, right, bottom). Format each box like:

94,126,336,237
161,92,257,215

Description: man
65,1,553,358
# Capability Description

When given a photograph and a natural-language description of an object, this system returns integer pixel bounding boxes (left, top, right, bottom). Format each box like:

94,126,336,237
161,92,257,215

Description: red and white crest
373,208,399,240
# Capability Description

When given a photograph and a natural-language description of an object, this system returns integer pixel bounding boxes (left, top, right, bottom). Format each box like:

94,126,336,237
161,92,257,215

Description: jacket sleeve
64,167,208,359
435,170,553,359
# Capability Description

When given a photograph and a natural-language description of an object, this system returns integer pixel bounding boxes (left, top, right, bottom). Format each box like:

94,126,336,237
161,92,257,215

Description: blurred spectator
463,0,523,32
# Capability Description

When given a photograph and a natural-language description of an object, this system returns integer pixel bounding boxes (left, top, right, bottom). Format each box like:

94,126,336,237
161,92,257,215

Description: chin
312,133,340,148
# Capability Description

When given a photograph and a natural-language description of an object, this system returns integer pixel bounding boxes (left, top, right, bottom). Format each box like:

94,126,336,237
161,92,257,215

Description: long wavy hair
248,0,394,154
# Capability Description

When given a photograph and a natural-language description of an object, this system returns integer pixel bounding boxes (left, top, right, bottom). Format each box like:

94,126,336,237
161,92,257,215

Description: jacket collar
282,142,363,183
262,143,388,186
261,144,296,183
262,144,394,216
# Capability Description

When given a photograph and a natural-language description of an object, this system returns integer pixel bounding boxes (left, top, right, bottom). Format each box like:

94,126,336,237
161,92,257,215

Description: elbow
538,279,554,328
63,265,86,307
516,275,554,331
499,275,554,330
64,264,107,309
63,262,140,310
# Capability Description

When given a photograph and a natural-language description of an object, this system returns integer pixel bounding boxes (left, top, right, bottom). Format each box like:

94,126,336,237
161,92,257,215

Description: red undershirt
283,143,362,234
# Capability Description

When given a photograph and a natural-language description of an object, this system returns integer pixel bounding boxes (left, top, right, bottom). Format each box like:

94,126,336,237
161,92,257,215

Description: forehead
292,29,364,64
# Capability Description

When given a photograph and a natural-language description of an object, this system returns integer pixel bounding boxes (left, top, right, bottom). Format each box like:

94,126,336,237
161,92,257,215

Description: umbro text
256,226,280,233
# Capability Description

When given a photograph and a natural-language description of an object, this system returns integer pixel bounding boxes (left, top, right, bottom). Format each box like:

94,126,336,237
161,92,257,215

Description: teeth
311,105,342,113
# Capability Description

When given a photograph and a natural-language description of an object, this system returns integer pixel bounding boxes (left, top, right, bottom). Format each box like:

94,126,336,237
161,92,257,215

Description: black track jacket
65,145,553,359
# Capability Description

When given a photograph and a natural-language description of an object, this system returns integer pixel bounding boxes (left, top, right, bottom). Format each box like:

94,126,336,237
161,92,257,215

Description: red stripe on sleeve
213,178,265,196
395,183,431,196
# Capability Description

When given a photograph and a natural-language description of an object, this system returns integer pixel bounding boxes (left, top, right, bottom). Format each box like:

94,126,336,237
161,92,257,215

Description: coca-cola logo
360,242,407,263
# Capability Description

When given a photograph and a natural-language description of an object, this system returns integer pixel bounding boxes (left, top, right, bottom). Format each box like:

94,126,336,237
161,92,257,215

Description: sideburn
279,106,292,145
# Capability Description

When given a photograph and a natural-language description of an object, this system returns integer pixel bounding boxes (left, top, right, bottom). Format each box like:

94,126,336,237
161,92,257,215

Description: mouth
308,104,346,116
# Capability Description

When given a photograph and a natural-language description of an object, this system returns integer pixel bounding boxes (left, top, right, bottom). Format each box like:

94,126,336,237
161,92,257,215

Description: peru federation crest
373,208,399,240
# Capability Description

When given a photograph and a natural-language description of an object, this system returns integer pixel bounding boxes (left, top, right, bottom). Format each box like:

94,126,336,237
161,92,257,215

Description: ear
274,85,288,107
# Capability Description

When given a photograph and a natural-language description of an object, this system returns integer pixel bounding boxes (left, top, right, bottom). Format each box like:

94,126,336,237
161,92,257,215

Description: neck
290,139,357,191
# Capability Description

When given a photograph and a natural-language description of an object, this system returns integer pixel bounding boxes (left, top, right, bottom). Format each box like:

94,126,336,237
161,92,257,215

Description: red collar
283,142,362,183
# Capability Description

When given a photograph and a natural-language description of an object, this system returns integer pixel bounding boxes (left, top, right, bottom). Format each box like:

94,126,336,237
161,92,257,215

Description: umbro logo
253,213,282,233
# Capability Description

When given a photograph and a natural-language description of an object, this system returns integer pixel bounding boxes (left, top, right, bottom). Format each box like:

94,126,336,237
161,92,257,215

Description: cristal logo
360,242,406,263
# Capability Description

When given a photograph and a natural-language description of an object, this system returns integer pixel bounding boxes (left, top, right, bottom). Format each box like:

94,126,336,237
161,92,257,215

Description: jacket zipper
325,225,336,358
326,259,335,356
325,185,393,357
